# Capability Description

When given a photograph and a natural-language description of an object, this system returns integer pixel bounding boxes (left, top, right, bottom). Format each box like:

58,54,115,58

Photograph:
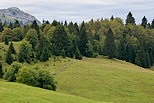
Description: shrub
4,62,23,82
16,67,39,87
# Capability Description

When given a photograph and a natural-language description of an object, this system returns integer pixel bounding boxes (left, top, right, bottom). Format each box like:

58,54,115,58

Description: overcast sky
0,0,153,24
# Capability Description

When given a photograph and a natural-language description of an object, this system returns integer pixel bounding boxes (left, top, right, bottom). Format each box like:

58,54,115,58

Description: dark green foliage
14,20,20,28
6,49,13,65
0,22,4,32
118,39,126,60
86,41,94,58
0,62,3,78
52,20,58,26
110,15,114,20
141,16,148,28
8,22,13,29
126,12,136,25
61,49,66,58
18,41,32,63
31,20,40,38
75,46,83,60
151,19,154,29
36,36,50,62
79,21,89,56
103,28,116,59
9,42,16,54
52,25,69,56
4,36,9,45
4,62,23,82
134,54,142,66
38,69,57,91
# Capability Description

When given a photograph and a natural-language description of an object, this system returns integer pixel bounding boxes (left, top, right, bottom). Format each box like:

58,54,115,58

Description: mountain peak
0,7,41,25
8,7,20,10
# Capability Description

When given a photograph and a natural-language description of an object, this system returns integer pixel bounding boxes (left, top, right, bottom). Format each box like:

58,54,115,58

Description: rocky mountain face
0,7,41,25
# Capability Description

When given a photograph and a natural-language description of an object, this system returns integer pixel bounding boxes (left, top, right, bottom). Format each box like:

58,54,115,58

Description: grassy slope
0,81,101,103
55,57,154,103
0,42,154,103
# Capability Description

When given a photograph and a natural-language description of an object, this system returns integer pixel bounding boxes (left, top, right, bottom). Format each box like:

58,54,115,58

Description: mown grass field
0,42,154,103
0,81,103,103
55,57,154,103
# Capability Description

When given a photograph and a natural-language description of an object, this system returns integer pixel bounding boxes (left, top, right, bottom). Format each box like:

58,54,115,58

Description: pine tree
40,46,50,62
9,22,13,29
14,20,20,28
9,42,16,54
110,15,114,20
18,41,32,63
126,12,136,25
151,19,154,29
0,22,4,32
6,49,13,65
31,20,40,39
141,16,148,28
144,52,151,68
79,21,89,56
0,62,3,78
4,36,9,45
75,46,83,60
86,41,94,58
61,49,66,58
52,25,69,56
134,54,141,66
118,39,126,60
103,28,116,59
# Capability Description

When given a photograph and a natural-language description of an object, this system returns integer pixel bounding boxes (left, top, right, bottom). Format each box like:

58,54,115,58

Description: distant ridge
0,7,41,25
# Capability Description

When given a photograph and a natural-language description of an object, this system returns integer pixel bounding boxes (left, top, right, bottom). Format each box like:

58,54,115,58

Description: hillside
55,57,154,103
0,42,154,103
0,81,101,103
0,7,41,25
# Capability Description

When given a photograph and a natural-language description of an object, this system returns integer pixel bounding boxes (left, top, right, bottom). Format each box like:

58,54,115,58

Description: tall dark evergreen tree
6,49,13,65
141,16,148,28
151,19,154,29
4,36,9,45
9,42,16,54
0,62,3,78
118,39,126,60
110,15,114,20
103,28,116,59
14,20,20,28
126,12,136,25
31,20,40,39
0,22,4,32
51,25,69,56
134,54,142,66
8,22,13,29
79,21,89,56
86,41,94,58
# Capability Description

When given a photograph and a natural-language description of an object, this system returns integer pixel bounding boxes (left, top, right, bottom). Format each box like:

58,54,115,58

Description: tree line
0,12,153,69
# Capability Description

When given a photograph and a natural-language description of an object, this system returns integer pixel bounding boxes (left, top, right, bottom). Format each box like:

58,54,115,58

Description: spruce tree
134,54,141,66
118,39,126,60
61,49,66,58
14,20,20,28
110,15,114,20
75,46,83,60
0,62,3,78
9,22,13,29
151,19,154,29
0,22,4,32
141,16,148,28
31,20,40,39
4,36,9,45
126,12,136,25
9,42,16,54
6,49,13,65
103,28,116,59
86,41,94,58
79,21,89,56
52,25,69,56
